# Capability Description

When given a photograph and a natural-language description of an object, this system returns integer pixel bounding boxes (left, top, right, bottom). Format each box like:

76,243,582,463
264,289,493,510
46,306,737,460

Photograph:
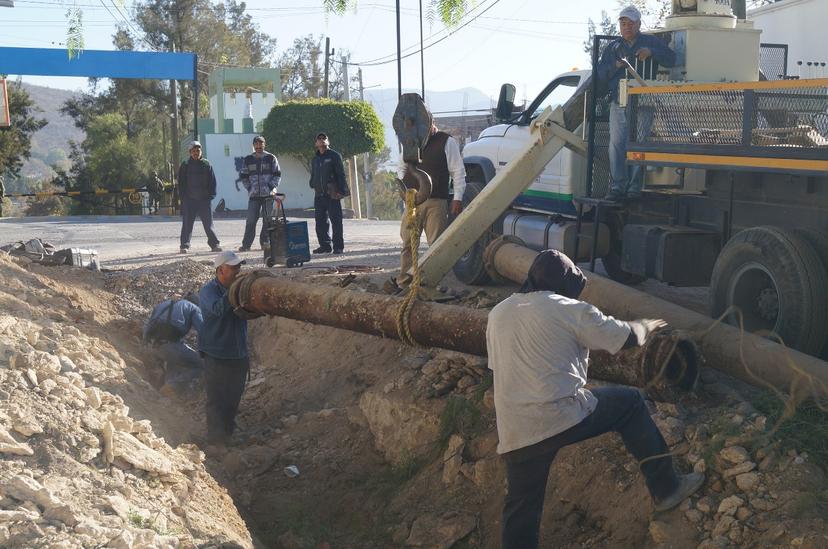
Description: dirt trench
2,254,826,548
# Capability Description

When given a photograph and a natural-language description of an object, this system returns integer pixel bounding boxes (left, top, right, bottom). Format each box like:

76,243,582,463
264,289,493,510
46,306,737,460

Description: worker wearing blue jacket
598,5,676,201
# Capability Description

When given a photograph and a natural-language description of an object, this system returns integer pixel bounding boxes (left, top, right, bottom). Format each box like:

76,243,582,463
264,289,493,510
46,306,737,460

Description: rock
719,446,750,465
723,461,756,478
103,424,176,475
735,472,759,492
358,390,440,465
58,356,77,373
654,416,685,446
482,388,495,410
472,458,500,488
442,435,465,485
685,509,703,524
104,494,132,520
712,515,737,537
696,496,714,514
694,459,707,474
11,417,43,437
282,414,299,427
648,520,671,544
83,387,102,409
2,474,62,508
405,512,476,548
735,507,752,521
25,369,38,387
717,495,744,516
108,529,134,549
43,504,79,527
0,427,34,456
0,508,40,522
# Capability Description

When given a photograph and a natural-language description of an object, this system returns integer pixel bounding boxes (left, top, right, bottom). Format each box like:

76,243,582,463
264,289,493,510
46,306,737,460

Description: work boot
313,246,332,254
179,247,188,254
604,189,626,202
333,249,344,255
238,246,251,252
626,190,643,200
653,472,705,512
211,246,223,252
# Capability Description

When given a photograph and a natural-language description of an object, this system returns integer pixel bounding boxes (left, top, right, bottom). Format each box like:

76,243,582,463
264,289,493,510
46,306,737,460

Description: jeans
501,387,678,549
608,102,653,195
314,194,344,251
156,341,203,392
203,355,249,443
399,198,448,285
180,198,220,249
242,197,269,249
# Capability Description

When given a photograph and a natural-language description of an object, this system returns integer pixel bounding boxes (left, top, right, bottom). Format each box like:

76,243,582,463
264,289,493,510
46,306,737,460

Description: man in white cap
598,5,675,201
198,250,249,445
178,140,222,253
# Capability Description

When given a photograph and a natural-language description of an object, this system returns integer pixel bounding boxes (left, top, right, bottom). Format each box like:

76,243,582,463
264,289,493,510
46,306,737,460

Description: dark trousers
156,341,203,392
180,198,219,249
241,197,269,249
314,194,344,251
203,355,249,443
501,387,678,549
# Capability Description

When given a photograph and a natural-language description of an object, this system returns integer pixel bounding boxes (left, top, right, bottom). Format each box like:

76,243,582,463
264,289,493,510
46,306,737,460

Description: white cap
189,140,202,150
214,250,245,268
619,5,641,21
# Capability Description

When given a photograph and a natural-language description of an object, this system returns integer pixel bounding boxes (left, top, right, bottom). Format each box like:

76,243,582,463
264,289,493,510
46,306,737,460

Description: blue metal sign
0,47,196,81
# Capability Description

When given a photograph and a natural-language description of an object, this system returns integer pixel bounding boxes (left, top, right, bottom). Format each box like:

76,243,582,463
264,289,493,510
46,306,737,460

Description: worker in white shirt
487,250,704,549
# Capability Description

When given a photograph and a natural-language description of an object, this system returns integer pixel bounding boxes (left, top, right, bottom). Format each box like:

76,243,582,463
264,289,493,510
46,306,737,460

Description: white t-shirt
486,292,631,454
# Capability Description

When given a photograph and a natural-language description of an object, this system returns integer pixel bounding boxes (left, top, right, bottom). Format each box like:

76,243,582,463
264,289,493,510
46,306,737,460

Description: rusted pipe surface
484,237,828,399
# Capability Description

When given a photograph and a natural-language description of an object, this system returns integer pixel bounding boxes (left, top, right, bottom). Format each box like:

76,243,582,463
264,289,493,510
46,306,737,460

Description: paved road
0,214,710,313
0,215,404,271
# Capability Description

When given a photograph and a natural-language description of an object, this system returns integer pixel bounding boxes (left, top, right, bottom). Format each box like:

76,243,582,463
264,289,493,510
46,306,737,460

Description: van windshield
529,76,581,119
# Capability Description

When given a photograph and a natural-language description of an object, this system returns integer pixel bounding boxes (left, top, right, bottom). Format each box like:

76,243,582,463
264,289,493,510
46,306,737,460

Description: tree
0,80,47,180
262,99,384,167
278,35,355,101
324,0,469,27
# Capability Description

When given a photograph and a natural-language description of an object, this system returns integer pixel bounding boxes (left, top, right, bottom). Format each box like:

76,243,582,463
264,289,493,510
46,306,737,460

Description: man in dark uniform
178,140,222,253
308,132,349,254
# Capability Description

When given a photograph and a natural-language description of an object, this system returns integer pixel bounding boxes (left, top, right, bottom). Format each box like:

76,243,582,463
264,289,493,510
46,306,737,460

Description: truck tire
709,226,828,355
452,179,492,285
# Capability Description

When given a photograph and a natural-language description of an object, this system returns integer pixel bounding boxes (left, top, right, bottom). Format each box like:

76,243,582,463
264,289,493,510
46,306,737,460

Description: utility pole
358,68,373,218
342,57,362,219
419,0,425,99
396,0,402,99
170,44,180,209
323,37,331,98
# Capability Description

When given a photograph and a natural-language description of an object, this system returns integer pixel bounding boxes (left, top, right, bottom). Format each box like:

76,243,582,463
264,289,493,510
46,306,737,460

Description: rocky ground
1,249,827,548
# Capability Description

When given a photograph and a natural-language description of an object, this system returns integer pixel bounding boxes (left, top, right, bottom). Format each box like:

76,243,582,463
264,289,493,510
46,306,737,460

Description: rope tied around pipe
395,189,423,347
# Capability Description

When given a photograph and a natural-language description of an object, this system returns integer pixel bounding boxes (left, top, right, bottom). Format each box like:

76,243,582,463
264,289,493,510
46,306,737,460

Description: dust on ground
1,249,827,549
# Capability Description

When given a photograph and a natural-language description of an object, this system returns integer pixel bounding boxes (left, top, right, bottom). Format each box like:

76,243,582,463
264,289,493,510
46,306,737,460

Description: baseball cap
619,5,641,21
253,135,265,143
214,250,246,268
315,132,328,140
189,140,202,149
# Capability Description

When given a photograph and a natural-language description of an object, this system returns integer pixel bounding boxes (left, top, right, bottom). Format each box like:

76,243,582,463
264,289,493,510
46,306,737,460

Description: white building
750,0,828,79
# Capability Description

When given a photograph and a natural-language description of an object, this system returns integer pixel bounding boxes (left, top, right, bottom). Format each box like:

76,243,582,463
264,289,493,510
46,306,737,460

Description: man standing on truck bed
487,250,703,549
394,121,466,288
599,5,675,202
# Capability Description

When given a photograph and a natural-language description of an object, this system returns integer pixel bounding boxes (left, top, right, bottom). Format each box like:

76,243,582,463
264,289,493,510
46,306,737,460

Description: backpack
145,300,186,344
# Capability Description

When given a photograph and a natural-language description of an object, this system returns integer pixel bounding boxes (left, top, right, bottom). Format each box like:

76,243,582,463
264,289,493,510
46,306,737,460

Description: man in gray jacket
238,135,281,252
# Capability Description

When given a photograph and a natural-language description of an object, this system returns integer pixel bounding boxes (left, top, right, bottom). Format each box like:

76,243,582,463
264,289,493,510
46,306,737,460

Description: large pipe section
484,237,828,399
238,274,697,393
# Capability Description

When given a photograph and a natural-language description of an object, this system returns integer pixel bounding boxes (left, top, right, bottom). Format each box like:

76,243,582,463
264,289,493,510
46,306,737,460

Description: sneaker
626,190,642,200
604,189,626,202
653,472,705,512
313,246,332,254
238,246,251,252
179,248,188,254
333,249,344,255
211,246,223,252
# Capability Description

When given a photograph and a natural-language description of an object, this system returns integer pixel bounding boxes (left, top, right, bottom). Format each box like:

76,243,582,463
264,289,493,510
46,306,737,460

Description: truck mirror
495,84,517,121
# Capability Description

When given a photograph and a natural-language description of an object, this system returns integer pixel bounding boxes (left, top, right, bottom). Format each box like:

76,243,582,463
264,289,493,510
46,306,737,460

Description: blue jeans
608,102,652,195
242,197,269,249
501,387,678,549
314,194,344,251
180,198,219,249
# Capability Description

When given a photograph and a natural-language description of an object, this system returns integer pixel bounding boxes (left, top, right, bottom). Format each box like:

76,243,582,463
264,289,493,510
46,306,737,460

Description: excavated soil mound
1,251,826,549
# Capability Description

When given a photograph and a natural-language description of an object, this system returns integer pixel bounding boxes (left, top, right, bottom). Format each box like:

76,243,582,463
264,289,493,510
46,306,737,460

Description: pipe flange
483,235,526,285
640,328,700,400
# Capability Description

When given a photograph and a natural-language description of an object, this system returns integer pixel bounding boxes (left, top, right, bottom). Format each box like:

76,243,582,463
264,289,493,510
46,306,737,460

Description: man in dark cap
308,132,349,254
486,250,704,549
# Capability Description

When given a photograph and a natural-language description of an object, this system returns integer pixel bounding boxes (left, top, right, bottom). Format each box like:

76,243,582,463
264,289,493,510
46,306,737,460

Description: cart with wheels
262,194,311,268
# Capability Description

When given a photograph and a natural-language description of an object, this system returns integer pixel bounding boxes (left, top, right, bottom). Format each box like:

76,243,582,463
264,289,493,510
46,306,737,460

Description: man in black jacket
308,132,349,254
178,141,222,253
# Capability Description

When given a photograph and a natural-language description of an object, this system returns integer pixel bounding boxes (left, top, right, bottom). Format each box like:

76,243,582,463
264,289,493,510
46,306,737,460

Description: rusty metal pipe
484,237,828,399
242,274,695,392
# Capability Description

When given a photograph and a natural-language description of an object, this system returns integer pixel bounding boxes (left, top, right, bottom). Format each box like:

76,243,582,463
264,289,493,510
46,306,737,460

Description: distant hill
17,83,84,183
364,87,494,163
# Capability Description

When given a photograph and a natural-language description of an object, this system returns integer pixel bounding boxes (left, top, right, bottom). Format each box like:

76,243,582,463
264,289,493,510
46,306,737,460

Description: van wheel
452,179,492,285
710,226,828,355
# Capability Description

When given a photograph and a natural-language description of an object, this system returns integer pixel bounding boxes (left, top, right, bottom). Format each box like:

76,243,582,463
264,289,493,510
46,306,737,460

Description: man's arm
597,41,624,82
333,152,348,194
270,155,282,189
208,164,217,199
445,136,467,215
199,282,233,320
177,162,187,195
637,35,676,67
576,304,633,355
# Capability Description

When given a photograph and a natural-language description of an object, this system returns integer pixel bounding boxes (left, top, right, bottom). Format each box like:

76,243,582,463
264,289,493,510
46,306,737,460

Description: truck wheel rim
727,261,780,334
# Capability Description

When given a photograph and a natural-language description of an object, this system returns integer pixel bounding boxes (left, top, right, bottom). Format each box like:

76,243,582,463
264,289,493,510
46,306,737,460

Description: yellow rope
395,189,422,347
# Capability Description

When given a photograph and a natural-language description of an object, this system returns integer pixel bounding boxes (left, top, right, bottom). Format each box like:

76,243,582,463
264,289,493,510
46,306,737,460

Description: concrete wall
204,133,312,212
207,92,277,133
750,0,828,78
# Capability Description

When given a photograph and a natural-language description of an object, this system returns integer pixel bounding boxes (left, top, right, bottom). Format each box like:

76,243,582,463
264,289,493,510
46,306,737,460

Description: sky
0,0,624,104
